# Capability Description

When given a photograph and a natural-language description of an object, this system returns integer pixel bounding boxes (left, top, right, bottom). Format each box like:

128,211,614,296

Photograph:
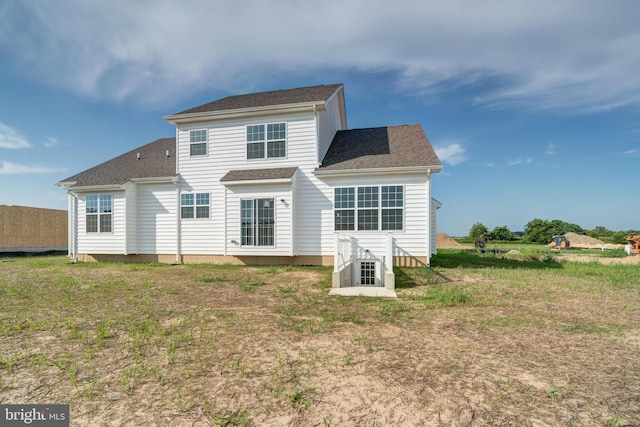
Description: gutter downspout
173,176,181,264
223,186,227,256
173,127,181,264
67,190,79,263
426,169,432,267
123,183,128,256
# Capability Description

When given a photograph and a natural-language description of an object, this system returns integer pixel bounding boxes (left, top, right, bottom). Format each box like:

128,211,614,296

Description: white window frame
189,129,208,157
85,194,113,233
333,185,404,232
180,192,210,219
240,198,276,247
334,187,355,231
245,122,287,160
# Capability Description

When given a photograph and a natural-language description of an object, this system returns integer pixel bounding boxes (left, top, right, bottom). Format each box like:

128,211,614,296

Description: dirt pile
562,232,605,249
437,233,465,249
560,232,624,250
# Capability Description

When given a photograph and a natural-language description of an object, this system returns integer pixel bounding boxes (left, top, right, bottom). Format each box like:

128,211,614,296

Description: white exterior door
355,259,382,286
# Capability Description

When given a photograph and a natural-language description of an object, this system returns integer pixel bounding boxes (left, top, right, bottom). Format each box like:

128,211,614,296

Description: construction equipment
627,235,640,254
550,235,570,249
474,236,488,249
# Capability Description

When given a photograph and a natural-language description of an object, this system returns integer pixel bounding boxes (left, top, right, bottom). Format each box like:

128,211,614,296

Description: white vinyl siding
303,174,431,261
430,199,440,256
173,93,433,261
136,183,177,254
70,87,439,263
125,184,138,254
176,113,313,256
317,88,346,163
77,192,125,254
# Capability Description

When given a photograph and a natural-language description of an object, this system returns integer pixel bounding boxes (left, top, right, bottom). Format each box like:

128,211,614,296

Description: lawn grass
0,254,638,425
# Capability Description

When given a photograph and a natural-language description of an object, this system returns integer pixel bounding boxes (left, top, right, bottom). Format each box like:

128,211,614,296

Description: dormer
163,84,347,166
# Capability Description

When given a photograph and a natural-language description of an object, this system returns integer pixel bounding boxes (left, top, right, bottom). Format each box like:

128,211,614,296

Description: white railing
334,234,353,272
332,234,395,289
333,234,354,288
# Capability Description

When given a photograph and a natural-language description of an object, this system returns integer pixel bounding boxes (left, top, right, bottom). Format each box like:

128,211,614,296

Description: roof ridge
172,83,343,116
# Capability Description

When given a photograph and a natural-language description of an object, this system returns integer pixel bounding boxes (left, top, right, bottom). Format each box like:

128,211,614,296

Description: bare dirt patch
560,254,640,264
1,257,639,426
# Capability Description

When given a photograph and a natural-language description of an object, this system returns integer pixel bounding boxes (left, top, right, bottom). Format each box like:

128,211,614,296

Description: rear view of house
56,84,442,290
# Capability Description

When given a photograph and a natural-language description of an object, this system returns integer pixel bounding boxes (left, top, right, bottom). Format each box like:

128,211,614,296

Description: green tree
524,218,585,243
612,231,628,245
469,222,489,240
588,226,613,239
489,225,514,241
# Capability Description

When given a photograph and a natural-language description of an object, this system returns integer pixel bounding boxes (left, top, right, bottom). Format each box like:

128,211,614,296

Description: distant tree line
468,219,638,244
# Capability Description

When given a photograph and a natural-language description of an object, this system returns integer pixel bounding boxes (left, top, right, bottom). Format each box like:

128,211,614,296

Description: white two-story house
56,84,442,290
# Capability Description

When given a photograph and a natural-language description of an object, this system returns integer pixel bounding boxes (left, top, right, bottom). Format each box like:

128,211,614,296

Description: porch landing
329,287,397,298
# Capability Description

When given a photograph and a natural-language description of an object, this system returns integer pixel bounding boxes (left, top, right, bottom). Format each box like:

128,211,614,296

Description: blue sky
0,0,638,236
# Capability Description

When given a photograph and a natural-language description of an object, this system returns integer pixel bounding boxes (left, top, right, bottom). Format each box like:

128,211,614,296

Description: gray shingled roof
57,138,176,187
220,167,298,182
173,84,342,115
317,125,442,172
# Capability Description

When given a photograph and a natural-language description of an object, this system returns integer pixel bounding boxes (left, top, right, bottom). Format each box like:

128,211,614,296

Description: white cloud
1,1,639,112
433,141,468,166
545,143,555,155
0,161,65,175
507,157,533,166
624,148,638,156
0,122,31,149
44,137,58,148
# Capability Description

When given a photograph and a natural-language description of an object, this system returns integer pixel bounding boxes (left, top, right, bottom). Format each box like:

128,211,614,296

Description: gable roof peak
169,83,343,118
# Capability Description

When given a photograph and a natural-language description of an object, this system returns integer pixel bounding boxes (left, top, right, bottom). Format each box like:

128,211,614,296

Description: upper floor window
246,123,286,159
190,129,207,156
181,192,210,219
86,194,112,233
334,186,404,231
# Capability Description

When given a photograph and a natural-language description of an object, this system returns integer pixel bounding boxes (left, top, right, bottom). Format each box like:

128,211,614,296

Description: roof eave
164,102,327,124
129,176,178,184
60,184,125,192
55,181,77,188
313,165,443,178
221,177,294,186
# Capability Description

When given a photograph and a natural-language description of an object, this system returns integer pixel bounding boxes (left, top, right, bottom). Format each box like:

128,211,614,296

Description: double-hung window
190,129,207,156
241,198,274,246
181,193,210,219
246,123,286,159
381,185,403,230
334,188,355,231
333,186,404,231
86,194,112,233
